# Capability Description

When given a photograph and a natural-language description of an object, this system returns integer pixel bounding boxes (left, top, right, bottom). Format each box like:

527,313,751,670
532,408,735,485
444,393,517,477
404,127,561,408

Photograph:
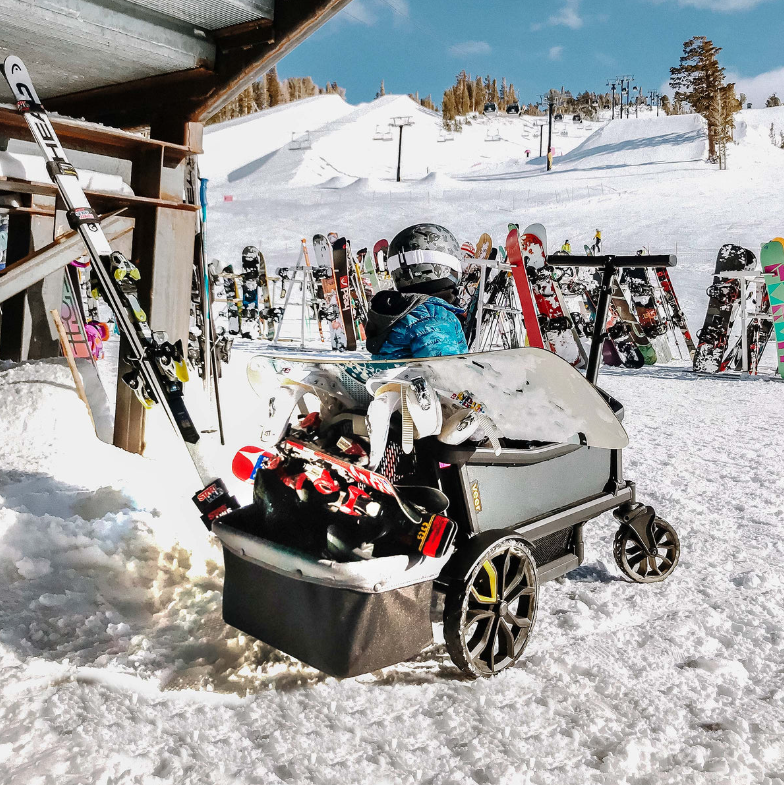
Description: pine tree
376,80,386,99
766,93,782,107
660,94,672,115
739,92,747,107
670,37,727,159
500,77,507,110
507,84,517,106
442,89,456,127
491,79,499,104
266,67,283,106
475,76,486,113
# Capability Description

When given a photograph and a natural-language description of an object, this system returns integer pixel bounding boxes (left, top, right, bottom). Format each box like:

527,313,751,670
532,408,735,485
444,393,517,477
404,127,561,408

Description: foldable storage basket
213,521,452,677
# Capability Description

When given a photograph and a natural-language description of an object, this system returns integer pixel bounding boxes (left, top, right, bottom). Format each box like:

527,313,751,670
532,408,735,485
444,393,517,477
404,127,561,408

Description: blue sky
278,0,784,108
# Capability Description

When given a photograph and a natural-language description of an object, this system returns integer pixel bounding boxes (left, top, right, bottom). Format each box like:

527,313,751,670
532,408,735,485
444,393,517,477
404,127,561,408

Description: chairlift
289,131,312,150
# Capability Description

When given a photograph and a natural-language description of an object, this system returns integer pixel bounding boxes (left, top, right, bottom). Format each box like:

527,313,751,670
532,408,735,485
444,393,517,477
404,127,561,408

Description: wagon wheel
444,535,538,679
613,517,680,584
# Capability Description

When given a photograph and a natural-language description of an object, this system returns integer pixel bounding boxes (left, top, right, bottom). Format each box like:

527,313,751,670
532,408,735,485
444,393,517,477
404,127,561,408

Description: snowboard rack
548,254,677,385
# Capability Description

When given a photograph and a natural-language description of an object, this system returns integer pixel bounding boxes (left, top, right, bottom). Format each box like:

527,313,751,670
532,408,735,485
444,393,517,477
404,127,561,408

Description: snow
3,96,784,783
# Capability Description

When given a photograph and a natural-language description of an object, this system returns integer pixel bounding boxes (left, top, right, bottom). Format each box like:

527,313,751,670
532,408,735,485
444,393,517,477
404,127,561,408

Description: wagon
211,255,681,679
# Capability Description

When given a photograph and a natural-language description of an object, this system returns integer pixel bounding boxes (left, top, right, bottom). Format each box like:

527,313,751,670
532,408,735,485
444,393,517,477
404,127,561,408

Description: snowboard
373,239,389,281
761,239,784,378
621,268,671,363
521,224,584,367
313,234,349,351
258,248,276,340
655,267,696,358
240,251,261,339
693,244,757,374
505,228,544,349
583,286,624,367
247,347,629,451
476,232,493,261
301,238,327,344
610,278,655,366
460,233,492,347
332,237,358,351
360,247,382,294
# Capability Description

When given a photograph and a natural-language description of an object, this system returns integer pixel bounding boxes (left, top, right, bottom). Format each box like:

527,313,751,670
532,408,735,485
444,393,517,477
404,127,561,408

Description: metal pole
546,100,554,171
586,262,617,385
611,85,615,120
396,125,404,183
539,123,544,157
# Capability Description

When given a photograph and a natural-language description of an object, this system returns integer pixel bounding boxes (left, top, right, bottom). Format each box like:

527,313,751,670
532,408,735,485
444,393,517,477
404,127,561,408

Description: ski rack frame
719,270,774,379
547,254,677,385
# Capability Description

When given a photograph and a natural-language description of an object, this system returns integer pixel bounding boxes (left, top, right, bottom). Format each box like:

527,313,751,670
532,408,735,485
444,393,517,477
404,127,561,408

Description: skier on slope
365,223,468,360
593,229,602,255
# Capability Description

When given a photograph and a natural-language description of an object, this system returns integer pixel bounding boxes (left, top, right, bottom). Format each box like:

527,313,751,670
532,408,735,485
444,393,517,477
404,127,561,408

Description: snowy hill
201,94,354,184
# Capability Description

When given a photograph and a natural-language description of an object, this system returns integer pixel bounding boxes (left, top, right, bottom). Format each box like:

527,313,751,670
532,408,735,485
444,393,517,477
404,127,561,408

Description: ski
655,267,696,358
313,234,348,351
1,55,237,526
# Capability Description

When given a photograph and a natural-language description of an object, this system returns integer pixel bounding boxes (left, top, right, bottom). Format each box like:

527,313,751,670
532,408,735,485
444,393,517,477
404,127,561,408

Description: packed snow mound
728,106,784,170
0,151,133,195
557,114,707,172
319,174,356,189
201,94,353,183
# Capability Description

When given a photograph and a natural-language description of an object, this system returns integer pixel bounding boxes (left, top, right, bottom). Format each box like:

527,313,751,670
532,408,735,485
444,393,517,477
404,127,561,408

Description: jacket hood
365,291,431,354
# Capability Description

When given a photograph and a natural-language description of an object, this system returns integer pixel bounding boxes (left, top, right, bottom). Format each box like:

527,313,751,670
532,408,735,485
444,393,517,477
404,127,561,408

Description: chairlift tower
389,116,414,182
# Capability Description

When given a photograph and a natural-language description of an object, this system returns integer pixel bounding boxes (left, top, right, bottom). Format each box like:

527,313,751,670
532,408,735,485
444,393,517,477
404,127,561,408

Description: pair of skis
1,55,237,526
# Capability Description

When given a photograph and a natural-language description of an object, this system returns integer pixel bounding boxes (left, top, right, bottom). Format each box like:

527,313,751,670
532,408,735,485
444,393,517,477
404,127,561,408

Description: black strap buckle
193,478,240,530
66,206,99,230
46,159,78,181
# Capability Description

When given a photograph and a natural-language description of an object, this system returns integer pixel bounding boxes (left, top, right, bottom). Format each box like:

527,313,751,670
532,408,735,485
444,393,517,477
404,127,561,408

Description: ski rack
548,254,677,385
719,270,773,378
472,256,524,351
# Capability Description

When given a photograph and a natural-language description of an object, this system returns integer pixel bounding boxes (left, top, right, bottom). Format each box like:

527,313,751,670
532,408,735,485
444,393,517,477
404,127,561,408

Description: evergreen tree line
206,67,346,125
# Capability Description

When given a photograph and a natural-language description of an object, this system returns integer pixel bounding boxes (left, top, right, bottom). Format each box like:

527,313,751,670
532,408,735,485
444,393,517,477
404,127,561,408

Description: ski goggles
386,248,462,278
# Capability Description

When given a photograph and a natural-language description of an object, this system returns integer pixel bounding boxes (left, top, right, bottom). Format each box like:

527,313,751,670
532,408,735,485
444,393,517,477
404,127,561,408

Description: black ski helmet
387,223,462,294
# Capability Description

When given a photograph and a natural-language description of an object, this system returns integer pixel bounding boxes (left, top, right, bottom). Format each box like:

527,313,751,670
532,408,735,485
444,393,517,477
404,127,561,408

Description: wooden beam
0,214,132,304
37,0,355,137
0,104,194,166
0,177,197,214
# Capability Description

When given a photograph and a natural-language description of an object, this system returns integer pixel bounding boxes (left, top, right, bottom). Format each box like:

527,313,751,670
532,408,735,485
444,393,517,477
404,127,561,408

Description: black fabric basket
214,522,449,678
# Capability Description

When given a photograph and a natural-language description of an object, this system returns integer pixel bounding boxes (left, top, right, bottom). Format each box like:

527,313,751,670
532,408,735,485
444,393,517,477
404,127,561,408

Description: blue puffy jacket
366,292,468,360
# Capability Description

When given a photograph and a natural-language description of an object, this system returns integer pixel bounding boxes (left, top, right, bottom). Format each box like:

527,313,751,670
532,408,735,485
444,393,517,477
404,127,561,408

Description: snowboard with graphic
313,234,349,351
610,278,655,365
520,224,584,367
332,237,359,351
761,239,784,378
693,244,757,374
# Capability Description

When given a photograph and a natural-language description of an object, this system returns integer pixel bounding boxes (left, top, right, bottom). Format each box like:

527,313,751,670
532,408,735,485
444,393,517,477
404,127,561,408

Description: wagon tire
443,534,538,679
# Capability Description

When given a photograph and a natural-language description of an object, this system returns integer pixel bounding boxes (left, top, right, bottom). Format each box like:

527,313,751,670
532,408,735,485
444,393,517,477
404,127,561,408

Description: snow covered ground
2,96,784,784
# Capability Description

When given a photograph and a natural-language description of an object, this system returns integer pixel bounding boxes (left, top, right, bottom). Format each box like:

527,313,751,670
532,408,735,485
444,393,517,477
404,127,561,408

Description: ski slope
3,95,784,784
